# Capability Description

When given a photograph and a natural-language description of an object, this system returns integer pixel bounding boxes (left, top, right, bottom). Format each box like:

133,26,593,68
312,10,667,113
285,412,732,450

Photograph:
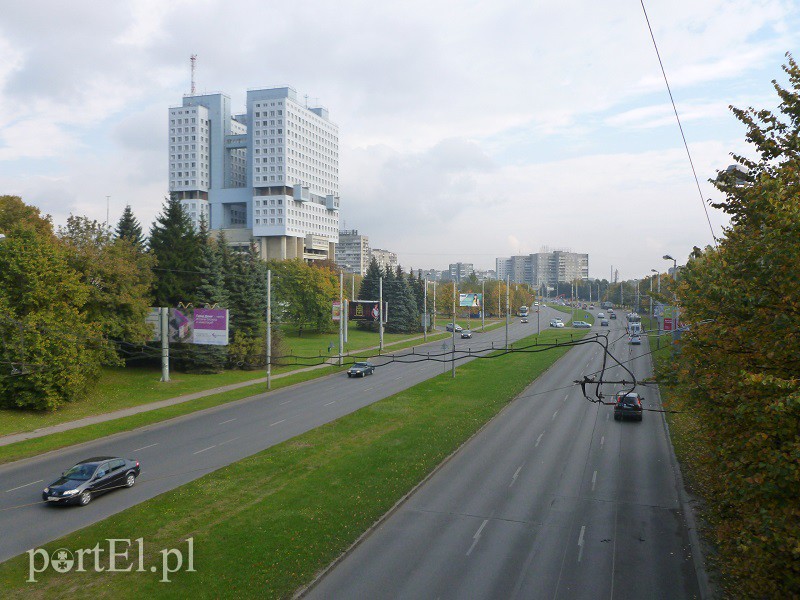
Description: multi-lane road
307,313,704,599
0,306,565,563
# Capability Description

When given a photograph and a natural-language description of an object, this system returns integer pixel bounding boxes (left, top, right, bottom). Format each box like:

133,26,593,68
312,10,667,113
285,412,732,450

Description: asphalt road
0,306,569,563
307,313,702,599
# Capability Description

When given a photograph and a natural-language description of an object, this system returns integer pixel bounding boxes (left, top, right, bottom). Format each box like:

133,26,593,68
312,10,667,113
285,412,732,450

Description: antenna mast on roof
190,54,197,95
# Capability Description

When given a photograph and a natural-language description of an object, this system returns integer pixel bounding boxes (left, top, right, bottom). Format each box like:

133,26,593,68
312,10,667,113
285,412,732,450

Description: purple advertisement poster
193,309,229,346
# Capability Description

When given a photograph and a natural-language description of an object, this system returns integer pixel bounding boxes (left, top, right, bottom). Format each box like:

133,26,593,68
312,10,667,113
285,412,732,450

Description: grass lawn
0,329,584,598
0,324,436,439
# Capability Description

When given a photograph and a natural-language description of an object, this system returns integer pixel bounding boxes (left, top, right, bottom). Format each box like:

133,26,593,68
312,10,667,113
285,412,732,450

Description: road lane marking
364,387,374,392
279,399,294,406
606,413,609,421
219,418,236,425
552,410,558,420
219,437,240,446
466,519,490,556
600,436,605,448
577,525,586,562
564,393,569,401
393,376,403,381
324,401,336,406
592,470,597,491
132,443,158,452
5,480,43,493
269,419,286,427
193,445,216,455
536,433,543,447
509,466,523,487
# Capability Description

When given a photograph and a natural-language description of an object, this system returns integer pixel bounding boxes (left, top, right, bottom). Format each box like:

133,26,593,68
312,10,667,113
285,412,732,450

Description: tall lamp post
663,254,678,330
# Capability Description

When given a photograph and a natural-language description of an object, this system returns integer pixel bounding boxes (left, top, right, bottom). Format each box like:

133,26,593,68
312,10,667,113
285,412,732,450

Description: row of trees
664,55,800,596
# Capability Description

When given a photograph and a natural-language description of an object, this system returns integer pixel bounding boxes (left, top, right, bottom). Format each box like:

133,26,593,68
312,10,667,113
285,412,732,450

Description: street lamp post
663,254,678,331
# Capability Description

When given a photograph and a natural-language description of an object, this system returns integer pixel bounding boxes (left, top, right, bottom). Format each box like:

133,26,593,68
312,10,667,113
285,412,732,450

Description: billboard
348,300,388,322
459,293,483,307
146,308,162,342
193,309,229,345
168,308,193,343
332,301,342,322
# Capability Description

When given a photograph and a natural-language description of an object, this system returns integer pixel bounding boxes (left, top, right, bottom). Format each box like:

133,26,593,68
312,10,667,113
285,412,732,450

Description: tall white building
496,250,589,288
168,86,340,260
371,248,398,272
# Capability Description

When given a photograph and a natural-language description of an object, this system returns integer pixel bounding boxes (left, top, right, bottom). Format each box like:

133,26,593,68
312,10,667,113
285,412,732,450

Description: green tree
115,204,146,249
0,217,105,410
673,54,800,597
148,197,201,306
57,215,154,363
271,259,337,335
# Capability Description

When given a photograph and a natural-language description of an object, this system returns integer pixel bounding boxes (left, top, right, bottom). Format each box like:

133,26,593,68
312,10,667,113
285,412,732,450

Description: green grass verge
0,366,345,466
0,329,582,598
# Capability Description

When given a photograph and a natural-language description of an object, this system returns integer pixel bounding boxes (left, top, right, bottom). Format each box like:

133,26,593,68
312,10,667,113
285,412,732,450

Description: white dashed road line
536,433,543,447
577,525,586,562
467,519,490,556
193,445,216,455
592,470,597,491
269,419,286,427
132,443,158,452
219,418,236,425
5,480,43,493
509,466,523,488
324,401,336,406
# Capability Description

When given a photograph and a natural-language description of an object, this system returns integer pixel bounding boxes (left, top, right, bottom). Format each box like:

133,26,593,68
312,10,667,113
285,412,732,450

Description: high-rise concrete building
496,250,588,289
168,86,340,260
371,248,398,272
447,262,474,283
335,229,371,275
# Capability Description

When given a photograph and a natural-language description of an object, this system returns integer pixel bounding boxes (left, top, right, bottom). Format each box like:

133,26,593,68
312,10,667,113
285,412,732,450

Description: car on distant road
610,313,617,320
573,321,591,328
614,391,644,421
597,312,605,319
521,317,529,323
445,323,463,332
629,335,641,345
461,329,472,339
347,361,376,377
549,319,565,328
43,457,140,506
589,305,595,310
600,319,609,326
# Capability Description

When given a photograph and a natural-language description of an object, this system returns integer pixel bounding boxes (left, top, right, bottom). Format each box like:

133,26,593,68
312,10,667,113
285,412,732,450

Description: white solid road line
132,443,159,452
592,470,597,491
269,419,286,427
193,445,216,455
5,480,43,493
324,401,336,406
219,418,237,425
467,519,490,556
577,525,586,562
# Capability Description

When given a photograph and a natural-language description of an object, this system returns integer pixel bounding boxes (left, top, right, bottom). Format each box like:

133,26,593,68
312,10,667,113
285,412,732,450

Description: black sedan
347,361,375,377
43,457,140,506
613,392,644,422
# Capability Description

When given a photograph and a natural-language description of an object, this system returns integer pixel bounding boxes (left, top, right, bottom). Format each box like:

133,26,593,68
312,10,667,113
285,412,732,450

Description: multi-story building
447,262,474,283
335,229,371,275
168,86,340,261
371,248,398,272
496,250,588,289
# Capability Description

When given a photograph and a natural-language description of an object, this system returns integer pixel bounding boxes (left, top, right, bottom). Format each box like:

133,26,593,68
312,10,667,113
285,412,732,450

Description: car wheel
614,414,621,421
125,473,136,488
79,491,92,506
347,373,351,378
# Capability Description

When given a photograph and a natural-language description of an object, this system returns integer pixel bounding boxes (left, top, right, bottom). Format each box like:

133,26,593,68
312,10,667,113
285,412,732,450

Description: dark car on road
614,392,644,421
610,313,617,319
347,361,375,377
461,329,472,339
600,319,609,326
43,457,140,506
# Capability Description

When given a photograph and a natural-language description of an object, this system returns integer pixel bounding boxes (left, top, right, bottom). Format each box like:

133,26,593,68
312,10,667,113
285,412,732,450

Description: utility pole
451,282,456,378
266,269,271,390
423,278,428,342
160,307,169,382
379,276,384,353
505,275,510,351
433,281,436,331
338,271,344,366
481,279,485,332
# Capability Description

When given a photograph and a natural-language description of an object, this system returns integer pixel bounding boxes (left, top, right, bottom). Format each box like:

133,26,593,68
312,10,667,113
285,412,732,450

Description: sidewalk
0,329,454,448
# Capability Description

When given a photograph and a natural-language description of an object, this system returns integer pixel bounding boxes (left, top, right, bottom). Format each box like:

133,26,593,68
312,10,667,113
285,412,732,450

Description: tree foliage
115,204,146,249
149,197,201,306
673,53,800,597
270,259,338,335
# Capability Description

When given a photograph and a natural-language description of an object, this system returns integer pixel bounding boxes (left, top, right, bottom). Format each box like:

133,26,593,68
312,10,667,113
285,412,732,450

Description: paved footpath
0,329,462,447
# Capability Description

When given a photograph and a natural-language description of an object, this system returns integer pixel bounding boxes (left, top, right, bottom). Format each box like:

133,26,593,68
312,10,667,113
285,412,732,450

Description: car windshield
63,464,96,481
353,362,369,368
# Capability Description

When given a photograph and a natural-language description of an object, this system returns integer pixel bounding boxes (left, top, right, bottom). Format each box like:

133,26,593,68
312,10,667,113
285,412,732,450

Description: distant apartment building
418,268,442,282
371,248,398,272
496,250,589,288
168,85,340,261
335,229,371,275
446,262,474,283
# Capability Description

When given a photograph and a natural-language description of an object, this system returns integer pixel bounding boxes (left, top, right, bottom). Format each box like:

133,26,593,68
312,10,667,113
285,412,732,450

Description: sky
0,0,797,280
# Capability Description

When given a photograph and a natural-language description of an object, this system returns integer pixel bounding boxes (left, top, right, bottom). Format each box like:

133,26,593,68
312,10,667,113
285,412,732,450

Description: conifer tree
148,197,201,306
115,205,145,249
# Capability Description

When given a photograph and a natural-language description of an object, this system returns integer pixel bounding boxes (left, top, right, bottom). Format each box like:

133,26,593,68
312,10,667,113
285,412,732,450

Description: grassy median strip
0,329,580,598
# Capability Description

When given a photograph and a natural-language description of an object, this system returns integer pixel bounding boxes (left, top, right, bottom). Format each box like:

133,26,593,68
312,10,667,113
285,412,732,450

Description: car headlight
43,487,49,494
62,489,79,495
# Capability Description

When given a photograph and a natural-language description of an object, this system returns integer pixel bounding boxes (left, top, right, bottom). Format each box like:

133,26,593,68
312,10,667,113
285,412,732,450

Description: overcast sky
0,1,796,280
